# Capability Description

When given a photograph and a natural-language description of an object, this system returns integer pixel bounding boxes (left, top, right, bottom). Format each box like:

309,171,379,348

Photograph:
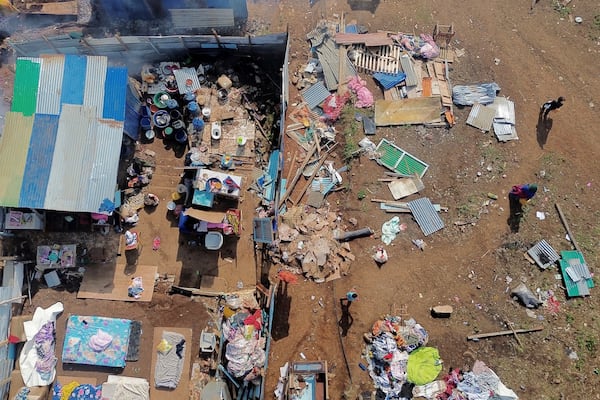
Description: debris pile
270,206,360,283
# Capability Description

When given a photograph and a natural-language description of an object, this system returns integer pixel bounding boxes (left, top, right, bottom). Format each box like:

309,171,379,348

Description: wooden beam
467,326,543,341
555,203,581,252
278,143,317,208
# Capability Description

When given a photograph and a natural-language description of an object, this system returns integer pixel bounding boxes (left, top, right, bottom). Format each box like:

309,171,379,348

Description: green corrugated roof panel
11,58,41,116
376,138,429,178
559,250,594,298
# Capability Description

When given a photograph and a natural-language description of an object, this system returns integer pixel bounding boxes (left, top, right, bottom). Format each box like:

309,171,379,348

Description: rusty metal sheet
374,97,443,126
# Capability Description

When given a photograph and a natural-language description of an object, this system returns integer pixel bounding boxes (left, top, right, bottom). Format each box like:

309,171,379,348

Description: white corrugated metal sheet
83,56,108,119
169,9,234,29
467,103,496,132
45,105,106,212
36,55,63,115
88,120,124,208
173,67,201,95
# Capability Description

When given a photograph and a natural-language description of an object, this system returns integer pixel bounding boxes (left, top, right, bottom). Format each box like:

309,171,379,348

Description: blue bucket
187,101,200,117
192,117,205,131
166,99,179,109
140,117,152,130
184,92,196,102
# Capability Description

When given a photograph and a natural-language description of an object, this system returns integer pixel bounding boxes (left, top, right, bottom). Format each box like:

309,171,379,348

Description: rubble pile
270,206,356,283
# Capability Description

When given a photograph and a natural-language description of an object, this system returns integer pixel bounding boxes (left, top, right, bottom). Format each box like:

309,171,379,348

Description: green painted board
559,250,594,298
11,58,41,116
376,138,429,178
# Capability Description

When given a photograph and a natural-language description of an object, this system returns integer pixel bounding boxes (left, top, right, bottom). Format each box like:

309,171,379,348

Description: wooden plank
150,327,192,400
422,77,432,97
77,264,157,302
555,203,581,252
467,326,543,340
290,143,337,205
278,143,317,207
25,1,77,15
375,97,444,126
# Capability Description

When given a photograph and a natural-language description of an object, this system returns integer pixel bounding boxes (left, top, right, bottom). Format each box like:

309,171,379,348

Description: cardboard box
9,370,49,400
9,315,33,343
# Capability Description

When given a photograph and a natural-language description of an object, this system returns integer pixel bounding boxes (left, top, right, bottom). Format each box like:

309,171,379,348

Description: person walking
507,183,538,232
509,183,538,208
540,96,565,119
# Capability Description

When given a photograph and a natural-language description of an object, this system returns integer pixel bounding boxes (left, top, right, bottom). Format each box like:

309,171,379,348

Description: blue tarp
123,81,142,141
373,72,407,90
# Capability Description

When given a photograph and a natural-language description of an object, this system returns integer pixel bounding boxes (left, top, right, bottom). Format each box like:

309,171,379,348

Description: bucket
153,110,170,128
140,117,152,130
217,88,228,103
177,184,188,194
171,192,182,201
166,98,179,109
237,136,247,146
202,107,211,120
192,117,205,132
172,119,185,130
164,126,173,136
167,201,176,211
175,129,188,144
145,129,155,140
169,109,182,121
153,92,170,108
187,101,200,117
184,92,196,102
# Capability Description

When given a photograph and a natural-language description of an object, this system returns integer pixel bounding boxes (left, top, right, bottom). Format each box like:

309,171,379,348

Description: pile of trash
222,294,267,383
270,206,358,282
362,314,518,399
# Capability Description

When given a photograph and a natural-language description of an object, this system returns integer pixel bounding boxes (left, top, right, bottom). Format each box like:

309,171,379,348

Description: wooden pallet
353,45,401,74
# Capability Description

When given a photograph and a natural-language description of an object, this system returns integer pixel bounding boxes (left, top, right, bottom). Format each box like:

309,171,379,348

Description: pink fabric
347,76,374,108
88,329,113,352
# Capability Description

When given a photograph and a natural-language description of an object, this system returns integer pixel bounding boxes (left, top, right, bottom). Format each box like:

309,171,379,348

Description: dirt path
251,0,600,398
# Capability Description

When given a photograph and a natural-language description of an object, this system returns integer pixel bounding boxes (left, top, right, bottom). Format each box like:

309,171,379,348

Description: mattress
62,315,132,368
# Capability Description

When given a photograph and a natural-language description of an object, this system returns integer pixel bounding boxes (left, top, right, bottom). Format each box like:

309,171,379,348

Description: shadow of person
271,282,292,340
536,113,553,149
338,298,354,337
507,196,523,233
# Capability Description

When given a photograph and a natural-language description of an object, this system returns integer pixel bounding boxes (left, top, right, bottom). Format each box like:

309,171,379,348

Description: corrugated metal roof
36,55,65,115
83,56,108,119
466,103,496,132
60,55,87,106
45,105,97,211
173,67,201,95
302,81,330,110
11,58,41,115
400,54,418,86
493,122,518,142
20,114,60,208
102,66,127,121
408,197,445,236
0,113,34,206
0,55,126,213
169,8,234,30
527,239,560,269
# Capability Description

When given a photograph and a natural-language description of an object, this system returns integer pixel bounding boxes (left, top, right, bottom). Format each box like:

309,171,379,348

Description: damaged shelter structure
0,27,290,400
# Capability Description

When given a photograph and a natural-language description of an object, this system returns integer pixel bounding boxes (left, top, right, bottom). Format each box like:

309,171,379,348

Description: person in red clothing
508,184,537,232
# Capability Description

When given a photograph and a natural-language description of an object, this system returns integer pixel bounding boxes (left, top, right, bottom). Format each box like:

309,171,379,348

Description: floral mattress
62,315,132,368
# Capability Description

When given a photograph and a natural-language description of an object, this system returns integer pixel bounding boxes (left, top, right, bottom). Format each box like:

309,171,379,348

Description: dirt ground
246,0,600,399
2,0,600,399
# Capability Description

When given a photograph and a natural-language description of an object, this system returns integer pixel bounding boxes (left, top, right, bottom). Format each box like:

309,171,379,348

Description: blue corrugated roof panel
60,55,87,106
373,72,406,90
103,66,127,121
19,114,60,208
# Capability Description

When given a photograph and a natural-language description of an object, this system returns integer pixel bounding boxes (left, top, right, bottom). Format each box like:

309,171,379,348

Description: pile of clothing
222,304,266,383
363,315,439,398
